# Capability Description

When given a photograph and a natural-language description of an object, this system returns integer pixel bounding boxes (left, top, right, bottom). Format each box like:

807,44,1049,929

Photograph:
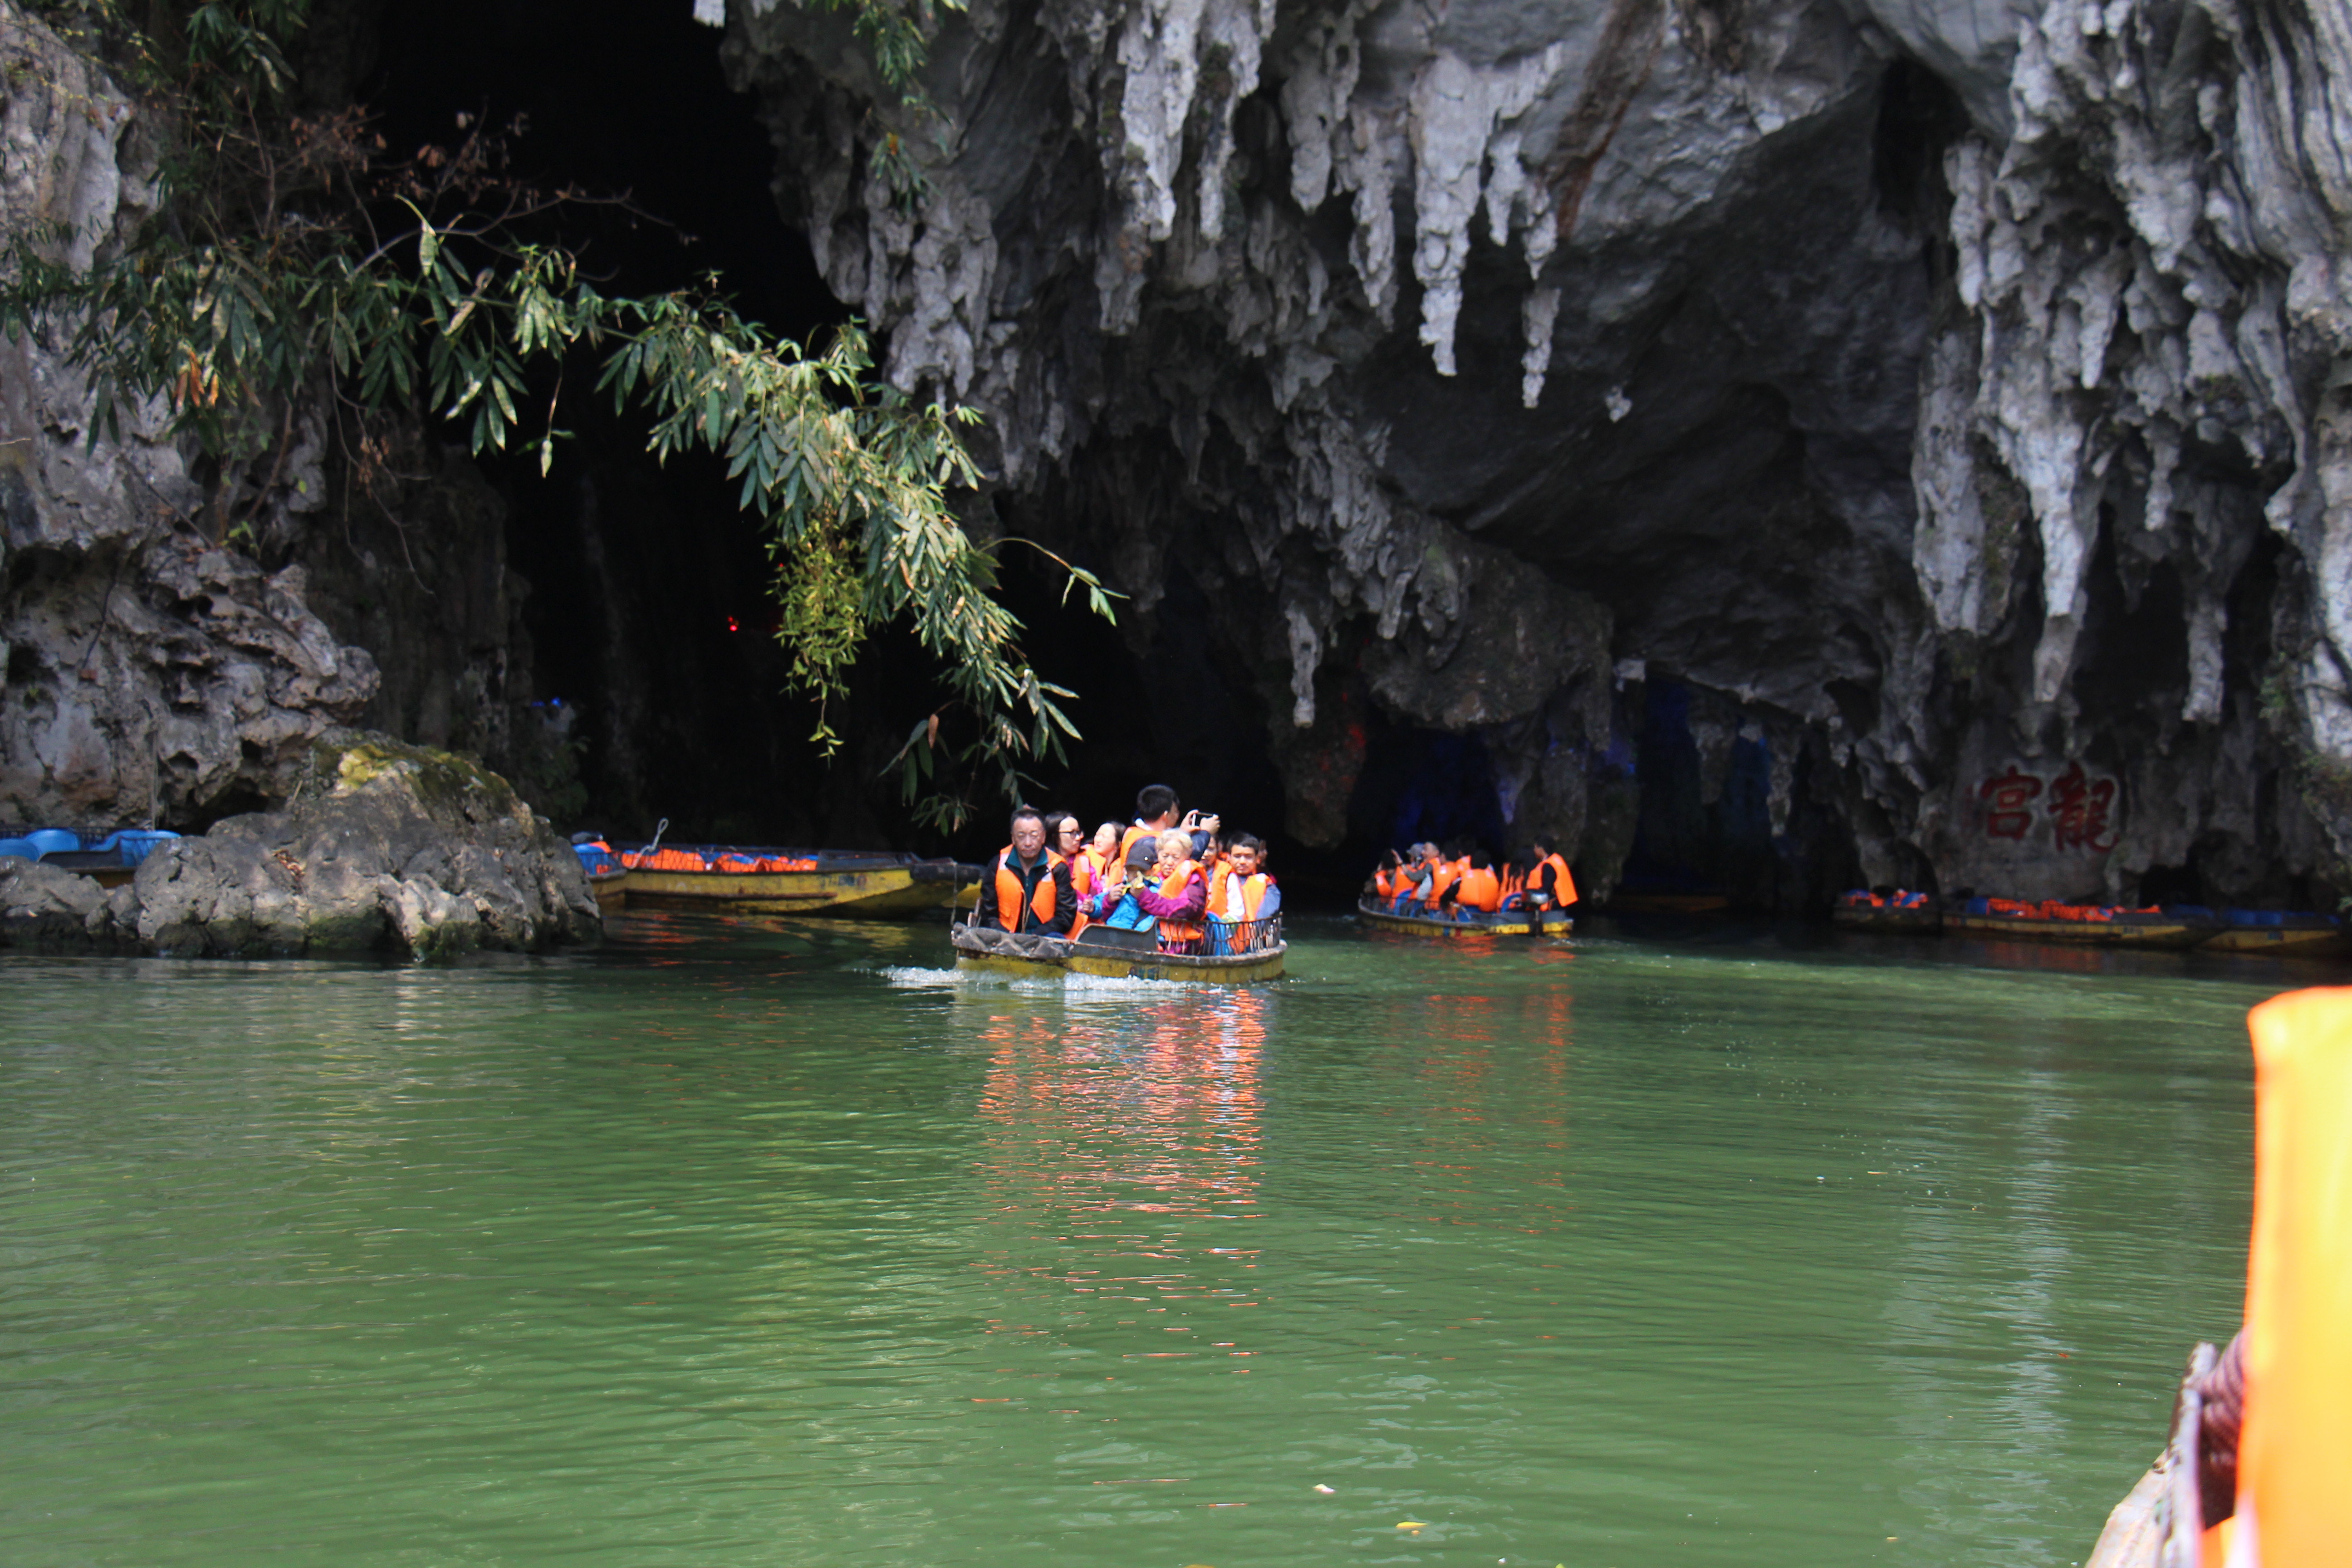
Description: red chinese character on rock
1980,767,2043,840
2047,761,2119,852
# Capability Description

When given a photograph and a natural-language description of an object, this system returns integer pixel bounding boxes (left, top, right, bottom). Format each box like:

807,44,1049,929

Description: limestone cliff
0,1,566,833
717,0,2352,906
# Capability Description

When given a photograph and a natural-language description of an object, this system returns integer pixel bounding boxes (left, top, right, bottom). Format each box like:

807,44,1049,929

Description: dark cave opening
338,4,1883,908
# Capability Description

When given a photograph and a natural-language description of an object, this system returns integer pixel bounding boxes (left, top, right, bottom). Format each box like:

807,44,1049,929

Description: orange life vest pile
1838,888,1932,909
1974,897,2160,923
618,847,820,873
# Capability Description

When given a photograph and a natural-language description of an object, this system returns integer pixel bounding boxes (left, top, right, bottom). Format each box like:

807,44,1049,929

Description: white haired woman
1125,831,1208,954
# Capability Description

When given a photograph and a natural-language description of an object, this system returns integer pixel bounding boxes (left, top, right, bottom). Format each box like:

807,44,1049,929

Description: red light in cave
725,616,741,632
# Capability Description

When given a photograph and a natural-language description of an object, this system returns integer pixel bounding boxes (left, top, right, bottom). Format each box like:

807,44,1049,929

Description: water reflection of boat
950,919,1286,982
575,840,981,917
1353,896,1571,937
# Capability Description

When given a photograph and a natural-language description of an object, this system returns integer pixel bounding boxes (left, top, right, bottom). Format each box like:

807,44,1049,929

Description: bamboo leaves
0,0,1108,831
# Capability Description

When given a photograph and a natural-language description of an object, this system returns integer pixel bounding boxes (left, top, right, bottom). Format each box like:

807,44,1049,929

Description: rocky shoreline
0,731,601,959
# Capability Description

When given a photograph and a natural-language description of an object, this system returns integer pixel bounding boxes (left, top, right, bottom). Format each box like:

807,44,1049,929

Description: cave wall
716,0,2352,907
0,5,382,829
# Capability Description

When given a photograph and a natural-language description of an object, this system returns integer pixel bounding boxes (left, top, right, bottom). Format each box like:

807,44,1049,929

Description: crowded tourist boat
1354,836,1578,937
947,788,1287,983
570,821,980,917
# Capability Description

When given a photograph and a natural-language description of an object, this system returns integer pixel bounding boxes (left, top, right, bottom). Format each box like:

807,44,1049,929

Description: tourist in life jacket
1424,839,1469,911
1371,848,1406,900
1048,814,1101,935
1122,830,1209,953
1119,784,1184,875
1210,833,1281,951
974,806,1073,935
1521,833,1578,912
1066,819,1116,901
1070,822,1128,924
1448,846,1504,918
1048,813,1090,887
1392,842,1441,913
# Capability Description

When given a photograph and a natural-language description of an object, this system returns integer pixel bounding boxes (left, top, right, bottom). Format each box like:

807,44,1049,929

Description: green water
0,915,2273,1568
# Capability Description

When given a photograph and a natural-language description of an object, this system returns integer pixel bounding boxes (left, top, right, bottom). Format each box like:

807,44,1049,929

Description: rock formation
0,729,601,957
716,0,2352,906
0,0,576,836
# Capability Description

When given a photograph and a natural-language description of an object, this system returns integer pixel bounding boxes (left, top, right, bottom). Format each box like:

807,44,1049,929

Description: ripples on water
0,914,2272,1567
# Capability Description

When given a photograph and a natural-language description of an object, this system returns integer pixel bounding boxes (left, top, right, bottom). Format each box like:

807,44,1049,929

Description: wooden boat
2199,910,2351,957
583,840,981,918
1831,891,1942,933
1354,896,1572,937
1945,899,2218,949
950,917,1286,983
570,842,630,911
0,827,179,888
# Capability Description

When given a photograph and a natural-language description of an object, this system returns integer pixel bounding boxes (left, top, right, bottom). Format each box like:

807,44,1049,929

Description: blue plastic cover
572,844,622,877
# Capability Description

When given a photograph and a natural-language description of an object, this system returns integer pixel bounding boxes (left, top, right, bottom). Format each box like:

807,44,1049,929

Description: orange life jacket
1118,823,1167,873
1457,864,1503,911
1065,849,1109,939
993,846,1062,931
1220,872,1272,923
1155,859,1205,946
1424,858,1462,908
1529,852,1576,906
1205,854,1233,914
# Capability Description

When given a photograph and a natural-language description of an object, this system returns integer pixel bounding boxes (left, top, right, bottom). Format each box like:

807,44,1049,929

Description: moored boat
1831,888,1942,933
570,842,629,911
950,916,1286,982
2198,908,2351,957
1354,896,1572,937
572,837,981,917
1946,897,2218,949
0,826,181,887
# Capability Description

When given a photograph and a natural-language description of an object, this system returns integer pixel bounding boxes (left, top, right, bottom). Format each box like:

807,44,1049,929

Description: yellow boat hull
1948,914,2212,949
2200,924,2350,956
956,946,1288,983
617,866,964,917
951,921,1284,982
1354,898,1570,937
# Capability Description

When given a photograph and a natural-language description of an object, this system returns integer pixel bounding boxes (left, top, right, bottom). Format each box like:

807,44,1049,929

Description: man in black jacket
975,806,1074,934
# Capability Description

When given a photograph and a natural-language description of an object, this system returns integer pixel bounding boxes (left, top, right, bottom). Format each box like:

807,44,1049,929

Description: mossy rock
304,729,530,828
